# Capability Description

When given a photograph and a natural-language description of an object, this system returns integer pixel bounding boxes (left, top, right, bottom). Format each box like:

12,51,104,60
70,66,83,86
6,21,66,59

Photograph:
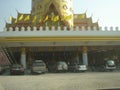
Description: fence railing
3,26,120,32
0,26,119,37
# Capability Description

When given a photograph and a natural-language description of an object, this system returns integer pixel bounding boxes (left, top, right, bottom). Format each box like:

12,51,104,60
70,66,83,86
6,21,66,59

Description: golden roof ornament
31,0,73,28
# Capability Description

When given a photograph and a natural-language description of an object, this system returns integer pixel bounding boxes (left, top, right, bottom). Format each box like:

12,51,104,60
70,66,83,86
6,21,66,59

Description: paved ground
0,72,120,90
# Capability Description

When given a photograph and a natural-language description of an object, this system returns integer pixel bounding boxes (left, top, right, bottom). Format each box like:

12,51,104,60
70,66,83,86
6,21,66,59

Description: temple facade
0,0,120,70
6,0,98,31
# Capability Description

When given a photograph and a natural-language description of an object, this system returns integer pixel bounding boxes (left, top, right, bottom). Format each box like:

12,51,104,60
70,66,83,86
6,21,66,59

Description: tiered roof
6,0,99,31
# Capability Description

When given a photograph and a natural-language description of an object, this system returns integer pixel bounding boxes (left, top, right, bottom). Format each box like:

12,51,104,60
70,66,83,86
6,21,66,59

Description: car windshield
12,64,21,68
107,60,115,65
69,63,76,65
33,62,45,66
58,62,66,65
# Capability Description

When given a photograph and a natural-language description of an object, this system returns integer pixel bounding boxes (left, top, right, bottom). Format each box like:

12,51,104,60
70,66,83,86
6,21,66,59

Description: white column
82,47,88,65
20,48,26,69
28,48,33,68
76,53,79,64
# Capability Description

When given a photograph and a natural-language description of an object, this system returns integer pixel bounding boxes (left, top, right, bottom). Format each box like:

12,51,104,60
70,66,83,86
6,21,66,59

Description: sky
0,0,120,31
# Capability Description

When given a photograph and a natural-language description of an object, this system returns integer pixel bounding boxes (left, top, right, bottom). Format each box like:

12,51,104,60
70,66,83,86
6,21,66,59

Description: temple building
0,0,120,70
6,0,98,30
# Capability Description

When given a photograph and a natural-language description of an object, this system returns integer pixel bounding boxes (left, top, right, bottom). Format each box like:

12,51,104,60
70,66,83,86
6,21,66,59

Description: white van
56,61,68,72
105,60,116,71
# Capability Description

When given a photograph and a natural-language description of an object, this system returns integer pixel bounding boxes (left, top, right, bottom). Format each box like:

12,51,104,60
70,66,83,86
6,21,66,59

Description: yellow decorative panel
31,0,73,27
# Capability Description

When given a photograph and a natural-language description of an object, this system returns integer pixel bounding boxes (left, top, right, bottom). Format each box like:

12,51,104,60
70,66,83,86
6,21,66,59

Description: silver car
31,60,48,74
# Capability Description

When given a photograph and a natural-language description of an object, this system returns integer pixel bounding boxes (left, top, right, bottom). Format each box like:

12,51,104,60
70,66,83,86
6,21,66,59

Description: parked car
0,65,3,74
55,61,68,72
105,60,116,71
68,63,87,72
31,60,48,74
10,64,24,75
0,65,10,74
90,65,105,72
47,62,56,72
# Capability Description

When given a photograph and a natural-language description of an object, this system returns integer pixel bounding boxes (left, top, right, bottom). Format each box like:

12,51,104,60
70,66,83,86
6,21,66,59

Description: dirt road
0,72,120,90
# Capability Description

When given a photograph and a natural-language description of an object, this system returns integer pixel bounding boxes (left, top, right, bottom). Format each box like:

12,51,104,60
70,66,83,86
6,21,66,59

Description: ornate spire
31,0,73,28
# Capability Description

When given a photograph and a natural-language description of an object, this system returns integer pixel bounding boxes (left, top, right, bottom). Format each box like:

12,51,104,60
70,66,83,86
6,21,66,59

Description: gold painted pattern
0,36,120,42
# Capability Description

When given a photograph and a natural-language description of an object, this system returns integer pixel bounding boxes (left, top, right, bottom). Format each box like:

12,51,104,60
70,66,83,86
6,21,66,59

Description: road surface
0,72,120,90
